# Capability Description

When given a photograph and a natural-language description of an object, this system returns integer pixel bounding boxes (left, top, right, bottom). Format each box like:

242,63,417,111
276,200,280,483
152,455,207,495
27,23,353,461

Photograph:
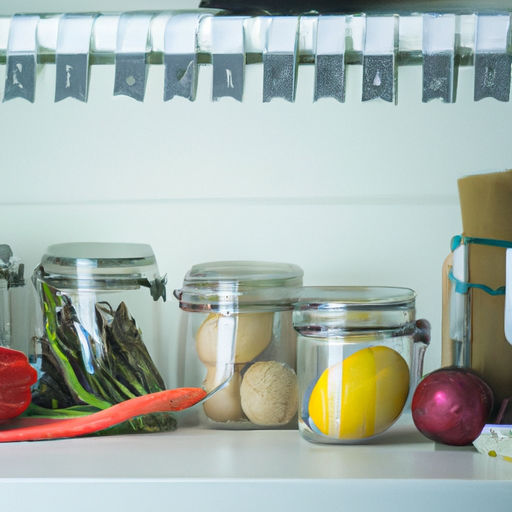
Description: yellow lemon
308,346,409,439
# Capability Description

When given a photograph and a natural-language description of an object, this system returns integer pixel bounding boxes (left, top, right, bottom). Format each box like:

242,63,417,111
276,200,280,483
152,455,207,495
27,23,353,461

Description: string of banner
2,11,511,104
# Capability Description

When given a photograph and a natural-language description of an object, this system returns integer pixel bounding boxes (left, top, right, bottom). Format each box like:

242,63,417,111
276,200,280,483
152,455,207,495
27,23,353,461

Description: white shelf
1,413,511,512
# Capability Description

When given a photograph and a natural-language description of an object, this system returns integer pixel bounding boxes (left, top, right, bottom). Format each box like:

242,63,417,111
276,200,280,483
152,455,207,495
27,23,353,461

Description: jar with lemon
293,287,430,444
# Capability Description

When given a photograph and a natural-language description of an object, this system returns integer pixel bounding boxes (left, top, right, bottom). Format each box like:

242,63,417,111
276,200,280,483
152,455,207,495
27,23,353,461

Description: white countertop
1,414,511,512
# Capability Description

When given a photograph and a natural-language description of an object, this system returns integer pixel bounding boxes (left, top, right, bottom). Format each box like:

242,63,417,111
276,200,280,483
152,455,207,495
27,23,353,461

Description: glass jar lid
292,286,416,336
174,260,304,312
35,242,165,300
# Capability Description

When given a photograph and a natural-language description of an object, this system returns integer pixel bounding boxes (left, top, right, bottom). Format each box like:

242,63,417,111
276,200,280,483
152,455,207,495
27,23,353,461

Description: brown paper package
444,169,512,404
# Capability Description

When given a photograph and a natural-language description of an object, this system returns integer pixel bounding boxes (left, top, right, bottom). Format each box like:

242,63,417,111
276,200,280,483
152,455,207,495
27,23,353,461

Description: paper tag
55,14,96,103
474,14,511,102
211,16,247,102
263,16,299,103
422,14,456,103
314,15,346,103
505,249,512,344
113,13,153,102
164,13,210,102
362,16,397,103
3,15,40,103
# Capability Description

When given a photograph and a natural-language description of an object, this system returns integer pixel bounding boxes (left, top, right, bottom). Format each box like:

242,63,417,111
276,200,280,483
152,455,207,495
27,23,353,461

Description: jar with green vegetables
30,242,172,434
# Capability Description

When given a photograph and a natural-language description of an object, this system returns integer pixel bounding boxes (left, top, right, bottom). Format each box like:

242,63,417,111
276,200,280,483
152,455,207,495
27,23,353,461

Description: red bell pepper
0,346,38,420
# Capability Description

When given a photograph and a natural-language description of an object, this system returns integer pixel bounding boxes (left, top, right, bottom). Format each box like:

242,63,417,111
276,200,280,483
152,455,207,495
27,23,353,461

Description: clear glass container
174,260,303,429
441,235,512,406
293,286,430,444
30,242,172,434
0,244,28,352
441,238,471,369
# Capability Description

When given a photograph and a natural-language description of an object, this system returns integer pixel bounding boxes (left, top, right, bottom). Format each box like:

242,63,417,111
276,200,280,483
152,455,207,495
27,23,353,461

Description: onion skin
411,367,494,446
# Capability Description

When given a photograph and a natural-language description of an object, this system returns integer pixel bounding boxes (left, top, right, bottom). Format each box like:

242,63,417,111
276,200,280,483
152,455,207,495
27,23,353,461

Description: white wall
1,2,512,387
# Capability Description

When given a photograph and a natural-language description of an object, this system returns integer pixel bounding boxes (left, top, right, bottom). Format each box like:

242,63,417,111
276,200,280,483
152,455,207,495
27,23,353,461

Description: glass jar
30,242,172,434
441,235,512,405
174,260,303,429
0,244,28,353
293,286,430,444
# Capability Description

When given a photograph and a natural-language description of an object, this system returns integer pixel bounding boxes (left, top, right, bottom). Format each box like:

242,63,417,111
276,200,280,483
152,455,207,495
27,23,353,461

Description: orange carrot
0,387,206,443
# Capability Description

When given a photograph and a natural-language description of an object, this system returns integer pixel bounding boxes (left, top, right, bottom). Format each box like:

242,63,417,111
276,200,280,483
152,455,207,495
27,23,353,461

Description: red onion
411,366,494,446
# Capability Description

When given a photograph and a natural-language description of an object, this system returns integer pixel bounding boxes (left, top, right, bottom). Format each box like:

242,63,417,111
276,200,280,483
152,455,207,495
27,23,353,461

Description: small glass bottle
293,286,430,444
174,260,303,429
441,234,512,405
30,242,172,434
0,244,28,353
441,237,471,369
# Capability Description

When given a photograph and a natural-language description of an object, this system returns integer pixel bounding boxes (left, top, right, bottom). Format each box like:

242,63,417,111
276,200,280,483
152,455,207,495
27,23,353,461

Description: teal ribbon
449,235,511,296
451,235,512,252
448,269,506,296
